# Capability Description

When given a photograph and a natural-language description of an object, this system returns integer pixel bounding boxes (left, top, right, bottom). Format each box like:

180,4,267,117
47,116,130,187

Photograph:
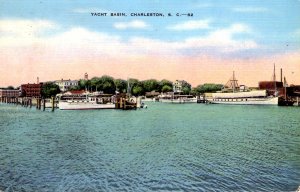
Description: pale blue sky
1,0,299,58
0,0,300,86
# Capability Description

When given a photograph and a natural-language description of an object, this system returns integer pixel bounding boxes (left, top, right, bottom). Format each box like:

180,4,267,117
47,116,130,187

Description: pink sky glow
1,46,299,87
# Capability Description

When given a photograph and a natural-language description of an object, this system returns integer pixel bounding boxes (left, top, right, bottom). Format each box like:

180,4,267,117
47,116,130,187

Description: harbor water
0,103,299,191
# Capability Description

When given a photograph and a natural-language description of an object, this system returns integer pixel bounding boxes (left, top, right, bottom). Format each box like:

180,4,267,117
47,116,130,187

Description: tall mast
127,78,131,96
273,63,277,96
284,76,287,100
233,71,236,93
231,71,238,93
225,71,238,92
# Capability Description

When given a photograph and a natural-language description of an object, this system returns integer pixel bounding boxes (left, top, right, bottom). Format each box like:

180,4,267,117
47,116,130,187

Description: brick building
258,81,284,96
0,89,20,98
20,83,43,97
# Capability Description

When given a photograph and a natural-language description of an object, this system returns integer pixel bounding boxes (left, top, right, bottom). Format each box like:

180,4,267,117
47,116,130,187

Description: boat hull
59,101,115,110
208,97,278,105
159,98,197,104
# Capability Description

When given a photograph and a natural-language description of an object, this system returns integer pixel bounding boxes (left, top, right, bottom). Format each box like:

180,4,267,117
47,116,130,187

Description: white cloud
232,7,268,13
114,20,149,29
0,19,257,56
167,19,211,31
0,19,57,36
130,23,257,53
0,19,58,46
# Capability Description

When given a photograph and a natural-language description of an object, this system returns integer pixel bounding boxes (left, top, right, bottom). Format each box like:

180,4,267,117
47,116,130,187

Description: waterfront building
20,83,43,97
0,88,20,98
54,79,78,92
259,81,284,96
173,80,183,93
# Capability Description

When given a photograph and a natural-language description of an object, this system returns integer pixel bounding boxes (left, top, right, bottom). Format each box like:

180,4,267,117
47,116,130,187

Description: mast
231,71,238,93
225,71,239,92
232,71,236,93
127,78,131,97
273,63,277,96
284,76,287,100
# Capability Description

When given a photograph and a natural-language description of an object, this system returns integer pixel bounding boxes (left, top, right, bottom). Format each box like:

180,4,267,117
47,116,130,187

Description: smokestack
280,68,282,83
37,77,39,84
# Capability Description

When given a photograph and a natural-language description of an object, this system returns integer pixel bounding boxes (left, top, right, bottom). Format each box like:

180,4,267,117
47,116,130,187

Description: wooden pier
1,96,56,111
115,94,137,110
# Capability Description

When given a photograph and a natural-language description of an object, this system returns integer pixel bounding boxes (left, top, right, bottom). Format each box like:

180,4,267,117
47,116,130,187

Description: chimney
37,77,39,84
280,68,282,83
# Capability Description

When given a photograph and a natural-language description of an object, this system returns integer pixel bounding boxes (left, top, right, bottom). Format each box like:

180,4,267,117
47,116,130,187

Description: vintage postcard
0,0,300,191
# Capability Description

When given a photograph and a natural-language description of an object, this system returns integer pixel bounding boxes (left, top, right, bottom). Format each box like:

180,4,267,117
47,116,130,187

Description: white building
173,80,185,93
55,79,78,92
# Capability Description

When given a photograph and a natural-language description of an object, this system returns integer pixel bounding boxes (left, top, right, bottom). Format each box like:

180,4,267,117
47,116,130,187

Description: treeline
40,75,224,97
70,75,223,95
71,76,177,96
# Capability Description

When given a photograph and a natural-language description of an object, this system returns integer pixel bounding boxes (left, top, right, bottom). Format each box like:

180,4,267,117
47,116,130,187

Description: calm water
0,103,299,191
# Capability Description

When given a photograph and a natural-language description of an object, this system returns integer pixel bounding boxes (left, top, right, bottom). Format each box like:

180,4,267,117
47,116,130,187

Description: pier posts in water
36,98,42,110
51,96,55,112
42,99,46,111
38,98,41,110
0,96,58,111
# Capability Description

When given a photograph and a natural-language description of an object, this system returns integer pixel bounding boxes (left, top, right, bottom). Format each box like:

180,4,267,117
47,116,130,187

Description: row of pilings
0,96,56,111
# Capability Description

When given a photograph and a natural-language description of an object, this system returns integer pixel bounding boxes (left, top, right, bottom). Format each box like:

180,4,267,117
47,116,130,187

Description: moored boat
208,90,278,105
207,71,279,105
58,94,115,110
158,94,197,103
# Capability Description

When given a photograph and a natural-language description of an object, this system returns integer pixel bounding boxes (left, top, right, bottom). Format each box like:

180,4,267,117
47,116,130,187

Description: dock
0,96,56,112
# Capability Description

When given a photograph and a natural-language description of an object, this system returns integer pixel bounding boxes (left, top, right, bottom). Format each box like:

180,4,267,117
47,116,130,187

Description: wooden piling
42,99,46,111
39,98,41,110
51,96,55,112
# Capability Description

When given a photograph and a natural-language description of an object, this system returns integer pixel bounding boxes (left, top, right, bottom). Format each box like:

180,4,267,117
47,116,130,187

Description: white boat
207,71,279,105
58,96,115,110
159,94,197,103
208,90,278,105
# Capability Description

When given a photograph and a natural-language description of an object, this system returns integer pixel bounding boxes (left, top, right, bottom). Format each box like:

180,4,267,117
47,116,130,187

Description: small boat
58,96,115,110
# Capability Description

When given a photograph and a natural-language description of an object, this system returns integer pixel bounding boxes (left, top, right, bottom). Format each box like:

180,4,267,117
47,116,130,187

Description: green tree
161,85,172,92
90,77,102,91
88,75,116,93
181,81,192,94
78,79,91,90
182,86,191,94
195,83,223,93
6,86,14,90
142,79,159,92
99,75,116,94
190,88,198,96
132,85,144,96
127,78,139,93
41,83,60,98
158,79,173,92
114,79,127,93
